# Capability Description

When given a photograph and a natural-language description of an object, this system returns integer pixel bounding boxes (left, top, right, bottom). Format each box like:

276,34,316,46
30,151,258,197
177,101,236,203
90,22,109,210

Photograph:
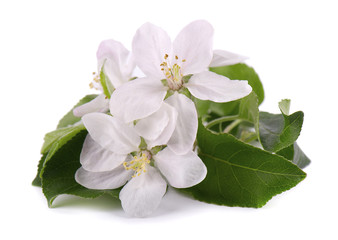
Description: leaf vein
201,152,304,177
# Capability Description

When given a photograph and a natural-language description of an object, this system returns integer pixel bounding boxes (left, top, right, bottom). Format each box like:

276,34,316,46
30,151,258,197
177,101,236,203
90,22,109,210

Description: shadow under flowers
51,193,122,212
45,186,207,218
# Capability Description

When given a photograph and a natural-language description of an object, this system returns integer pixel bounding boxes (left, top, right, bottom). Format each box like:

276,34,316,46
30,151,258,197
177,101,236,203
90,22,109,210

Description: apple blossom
73,39,135,117
75,109,207,217
110,20,252,154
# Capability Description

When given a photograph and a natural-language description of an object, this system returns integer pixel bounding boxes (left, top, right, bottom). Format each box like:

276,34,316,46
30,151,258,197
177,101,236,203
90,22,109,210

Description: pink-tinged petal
73,94,109,117
97,39,135,88
109,77,168,123
154,148,207,188
173,20,214,75
185,71,252,102
132,22,172,79
119,166,167,217
165,92,198,155
209,49,248,67
142,103,178,149
82,113,140,155
80,135,127,172
75,164,133,190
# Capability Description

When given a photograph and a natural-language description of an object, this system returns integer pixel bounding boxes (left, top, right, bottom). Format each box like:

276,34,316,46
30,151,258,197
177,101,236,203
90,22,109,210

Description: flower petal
173,20,214,75
119,166,167,217
80,134,127,172
209,49,248,67
134,102,178,149
154,147,207,188
132,22,172,79
75,164,133,190
185,71,252,102
133,103,169,141
165,92,198,155
146,103,178,149
109,77,167,123
97,39,135,88
73,94,109,117
82,113,140,154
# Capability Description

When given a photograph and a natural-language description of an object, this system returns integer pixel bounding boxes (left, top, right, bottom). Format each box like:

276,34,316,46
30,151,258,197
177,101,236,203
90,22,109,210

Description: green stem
243,134,258,143
240,132,258,143
205,115,240,129
223,119,243,133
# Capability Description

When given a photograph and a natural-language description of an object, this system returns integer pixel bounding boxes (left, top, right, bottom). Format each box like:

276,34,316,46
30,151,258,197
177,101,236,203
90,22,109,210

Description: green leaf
210,63,264,105
36,124,86,184
275,144,294,160
41,124,86,154
184,121,306,208
100,69,114,98
238,92,259,132
57,94,98,129
231,92,260,141
41,130,120,207
292,143,311,168
193,98,211,118
209,100,240,119
277,143,311,169
259,101,304,152
32,153,48,187
279,99,291,115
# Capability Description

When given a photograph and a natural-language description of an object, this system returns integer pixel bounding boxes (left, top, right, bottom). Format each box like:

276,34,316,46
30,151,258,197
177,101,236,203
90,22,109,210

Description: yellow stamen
123,152,151,178
160,53,184,90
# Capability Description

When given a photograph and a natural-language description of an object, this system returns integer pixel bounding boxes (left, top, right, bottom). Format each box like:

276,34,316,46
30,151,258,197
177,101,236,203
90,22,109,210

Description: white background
1,0,337,239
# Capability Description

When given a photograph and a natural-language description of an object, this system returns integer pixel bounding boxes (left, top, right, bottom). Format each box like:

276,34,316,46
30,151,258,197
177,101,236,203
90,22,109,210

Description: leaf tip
278,99,291,115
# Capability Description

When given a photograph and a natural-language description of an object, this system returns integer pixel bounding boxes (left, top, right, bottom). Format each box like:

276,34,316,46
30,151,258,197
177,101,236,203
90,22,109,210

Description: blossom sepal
99,68,114,99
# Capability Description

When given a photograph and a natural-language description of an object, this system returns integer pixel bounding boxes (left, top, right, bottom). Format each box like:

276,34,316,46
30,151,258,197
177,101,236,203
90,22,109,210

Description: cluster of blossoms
73,20,252,217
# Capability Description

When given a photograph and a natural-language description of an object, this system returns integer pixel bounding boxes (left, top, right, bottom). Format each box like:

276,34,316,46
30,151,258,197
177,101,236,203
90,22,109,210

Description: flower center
160,54,186,90
89,72,103,91
123,151,151,178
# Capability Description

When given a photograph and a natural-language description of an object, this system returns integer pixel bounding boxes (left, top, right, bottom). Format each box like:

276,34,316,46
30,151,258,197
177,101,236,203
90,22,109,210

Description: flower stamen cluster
160,54,186,90
89,72,101,91
123,151,151,178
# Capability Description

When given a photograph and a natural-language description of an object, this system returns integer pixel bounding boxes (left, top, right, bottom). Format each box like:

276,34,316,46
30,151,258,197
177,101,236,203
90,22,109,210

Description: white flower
75,110,207,217
110,20,252,154
73,39,135,117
